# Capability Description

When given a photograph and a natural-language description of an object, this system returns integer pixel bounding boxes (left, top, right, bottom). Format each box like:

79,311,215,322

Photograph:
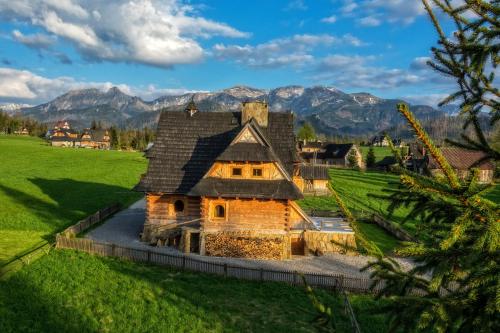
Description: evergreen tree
109,126,120,150
297,123,316,141
363,2,499,331
347,149,359,169
366,146,376,168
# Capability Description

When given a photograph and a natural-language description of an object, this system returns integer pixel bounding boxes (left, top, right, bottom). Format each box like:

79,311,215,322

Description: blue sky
0,0,459,106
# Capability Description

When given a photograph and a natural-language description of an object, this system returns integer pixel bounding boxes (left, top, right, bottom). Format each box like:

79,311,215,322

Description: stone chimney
241,101,268,127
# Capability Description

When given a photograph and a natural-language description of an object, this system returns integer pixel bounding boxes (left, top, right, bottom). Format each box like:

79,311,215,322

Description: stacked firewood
205,232,284,259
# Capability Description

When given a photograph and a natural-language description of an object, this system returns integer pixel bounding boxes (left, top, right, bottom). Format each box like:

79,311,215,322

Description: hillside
0,136,146,264
16,85,445,137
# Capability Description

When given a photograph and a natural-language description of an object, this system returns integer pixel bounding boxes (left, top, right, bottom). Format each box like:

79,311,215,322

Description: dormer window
252,168,263,177
232,167,242,177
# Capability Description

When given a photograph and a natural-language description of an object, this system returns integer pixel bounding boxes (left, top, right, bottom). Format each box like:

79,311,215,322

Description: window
252,168,263,177
232,167,242,177
174,200,184,213
214,205,225,218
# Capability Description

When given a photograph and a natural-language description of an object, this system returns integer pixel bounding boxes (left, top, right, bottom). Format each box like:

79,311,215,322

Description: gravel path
86,198,416,279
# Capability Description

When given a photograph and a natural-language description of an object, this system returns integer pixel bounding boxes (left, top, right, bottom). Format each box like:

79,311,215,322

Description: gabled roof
428,148,494,170
216,143,276,162
323,143,354,159
135,110,299,194
299,165,330,180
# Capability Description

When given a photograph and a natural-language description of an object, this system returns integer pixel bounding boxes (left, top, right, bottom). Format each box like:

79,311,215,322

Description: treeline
0,111,47,137
108,127,155,151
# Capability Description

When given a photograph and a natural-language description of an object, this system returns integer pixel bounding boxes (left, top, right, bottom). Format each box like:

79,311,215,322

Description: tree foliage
0,111,47,137
366,146,376,168
363,2,499,331
297,122,317,141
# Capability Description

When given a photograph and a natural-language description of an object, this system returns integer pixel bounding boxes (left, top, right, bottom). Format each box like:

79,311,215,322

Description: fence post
182,256,186,269
260,268,264,281
224,264,228,278
112,244,116,256
293,271,298,285
147,250,151,263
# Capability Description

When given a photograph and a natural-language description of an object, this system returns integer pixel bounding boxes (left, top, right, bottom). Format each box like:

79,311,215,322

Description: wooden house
295,165,331,196
80,129,111,149
299,142,363,168
48,121,81,147
428,148,495,184
135,101,356,259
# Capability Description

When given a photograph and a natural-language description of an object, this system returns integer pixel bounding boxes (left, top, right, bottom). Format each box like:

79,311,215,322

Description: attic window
214,205,225,218
252,168,263,177
232,167,242,177
174,200,185,213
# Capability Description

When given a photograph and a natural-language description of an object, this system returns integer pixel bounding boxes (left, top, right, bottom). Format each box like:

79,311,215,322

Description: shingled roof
299,165,330,180
428,148,495,170
135,110,299,195
188,178,302,200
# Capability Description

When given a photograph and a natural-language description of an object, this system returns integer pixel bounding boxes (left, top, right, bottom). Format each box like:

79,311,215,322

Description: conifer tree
364,2,499,331
297,122,317,141
366,146,376,168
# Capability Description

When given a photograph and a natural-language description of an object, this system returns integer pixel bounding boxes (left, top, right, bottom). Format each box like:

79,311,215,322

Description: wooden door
291,234,305,255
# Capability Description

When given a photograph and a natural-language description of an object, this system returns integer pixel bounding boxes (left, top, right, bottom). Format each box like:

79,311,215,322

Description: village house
294,165,331,196
135,101,356,259
47,121,81,147
299,142,363,168
370,135,403,147
80,129,111,149
428,147,495,183
405,143,495,183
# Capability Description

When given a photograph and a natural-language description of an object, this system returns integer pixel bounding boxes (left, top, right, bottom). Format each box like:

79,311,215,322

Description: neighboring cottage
135,101,356,259
295,165,331,195
47,121,80,147
80,129,111,149
46,121,111,149
428,148,495,183
299,142,363,168
370,136,403,147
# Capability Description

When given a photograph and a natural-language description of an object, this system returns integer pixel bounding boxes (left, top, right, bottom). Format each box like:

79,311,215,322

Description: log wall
146,193,200,224
202,197,289,232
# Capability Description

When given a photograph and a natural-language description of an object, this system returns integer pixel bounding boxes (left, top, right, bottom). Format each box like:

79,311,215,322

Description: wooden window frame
211,201,228,221
231,167,243,177
252,167,263,178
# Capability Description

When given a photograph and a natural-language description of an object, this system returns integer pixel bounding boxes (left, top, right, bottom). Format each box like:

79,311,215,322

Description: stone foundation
303,230,357,255
141,224,183,248
203,231,290,260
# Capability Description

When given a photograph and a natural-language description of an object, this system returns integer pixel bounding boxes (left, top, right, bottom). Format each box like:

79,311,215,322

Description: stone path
86,198,416,279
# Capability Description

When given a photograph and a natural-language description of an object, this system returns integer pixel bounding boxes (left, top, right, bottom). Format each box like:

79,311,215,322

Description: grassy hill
0,250,392,333
0,136,146,264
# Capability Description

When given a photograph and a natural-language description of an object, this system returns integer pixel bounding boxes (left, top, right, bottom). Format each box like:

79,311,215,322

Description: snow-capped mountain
17,85,445,136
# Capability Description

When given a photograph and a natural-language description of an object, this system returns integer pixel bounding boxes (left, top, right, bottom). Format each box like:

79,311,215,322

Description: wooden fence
56,236,385,294
60,203,121,236
0,203,121,279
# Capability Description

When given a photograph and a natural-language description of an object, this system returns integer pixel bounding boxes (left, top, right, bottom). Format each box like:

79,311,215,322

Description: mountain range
9,85,450,137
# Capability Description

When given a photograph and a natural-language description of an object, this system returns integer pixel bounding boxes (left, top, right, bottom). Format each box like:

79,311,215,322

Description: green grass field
0,136,146,264
359,146,400,163
0,250,392,333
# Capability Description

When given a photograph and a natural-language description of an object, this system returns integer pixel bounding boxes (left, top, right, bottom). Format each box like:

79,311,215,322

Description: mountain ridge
13,85,448,137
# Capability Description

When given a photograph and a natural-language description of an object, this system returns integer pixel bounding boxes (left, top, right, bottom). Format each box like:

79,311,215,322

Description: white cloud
321,15,337,24
358,16,381,27
213,34,367,68
311,54,454,90
12,30,56,49
0,0,248,68
0,67,197,104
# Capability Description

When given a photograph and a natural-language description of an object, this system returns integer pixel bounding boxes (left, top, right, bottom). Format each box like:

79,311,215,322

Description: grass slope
0,250,392,333
0,136,146,264
359,146,399,163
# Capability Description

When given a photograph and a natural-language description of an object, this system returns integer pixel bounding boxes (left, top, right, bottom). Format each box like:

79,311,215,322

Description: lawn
301,169,415,232
0,250,393,333
0,136,147,265
359,146,403,163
